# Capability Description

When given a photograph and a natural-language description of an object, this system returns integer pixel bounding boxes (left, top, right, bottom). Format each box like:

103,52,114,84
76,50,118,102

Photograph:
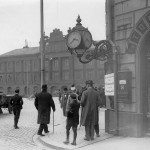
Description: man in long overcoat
80,80,101,141
34,84,55,136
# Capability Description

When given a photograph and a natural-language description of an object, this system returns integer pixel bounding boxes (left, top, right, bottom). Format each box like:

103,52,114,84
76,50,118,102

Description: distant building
0,29,104,96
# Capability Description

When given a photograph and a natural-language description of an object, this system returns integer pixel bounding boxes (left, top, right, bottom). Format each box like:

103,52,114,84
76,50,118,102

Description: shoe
14,126,19,129
45,131,49,134
91,138,94,141
84,137,90,141
63,139,69,144
37,133,45,136
96,134,100,137
71,142,76,145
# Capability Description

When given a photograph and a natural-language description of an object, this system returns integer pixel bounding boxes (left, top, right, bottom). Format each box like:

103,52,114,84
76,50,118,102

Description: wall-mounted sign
118,71,132,103
105,73,114,96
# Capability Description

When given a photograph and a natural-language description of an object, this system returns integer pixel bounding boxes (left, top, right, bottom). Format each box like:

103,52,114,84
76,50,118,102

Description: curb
33,131,114,150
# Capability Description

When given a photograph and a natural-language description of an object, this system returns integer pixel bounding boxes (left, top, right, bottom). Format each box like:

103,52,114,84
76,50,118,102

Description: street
0,97,106,150
0,98,54,150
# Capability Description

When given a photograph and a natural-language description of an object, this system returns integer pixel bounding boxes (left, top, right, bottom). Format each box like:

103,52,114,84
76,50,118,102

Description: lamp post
40,0,44,87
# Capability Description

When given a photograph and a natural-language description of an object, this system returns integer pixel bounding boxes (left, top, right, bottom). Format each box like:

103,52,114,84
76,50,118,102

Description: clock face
83,31,92,49
67,32,81,49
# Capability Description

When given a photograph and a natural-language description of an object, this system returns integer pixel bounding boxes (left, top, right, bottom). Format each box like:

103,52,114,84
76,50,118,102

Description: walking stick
53,110,54,133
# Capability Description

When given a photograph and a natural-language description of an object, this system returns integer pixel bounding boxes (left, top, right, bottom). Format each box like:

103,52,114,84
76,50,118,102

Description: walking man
80,80,101,141
34,84,55,136
10,89,23,129
61,87,69,117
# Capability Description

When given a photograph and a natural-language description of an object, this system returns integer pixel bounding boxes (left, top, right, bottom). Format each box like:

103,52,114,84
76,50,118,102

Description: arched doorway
138,31,150,135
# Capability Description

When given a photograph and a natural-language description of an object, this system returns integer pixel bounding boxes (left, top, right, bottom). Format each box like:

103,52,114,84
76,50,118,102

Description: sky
0,0,106,55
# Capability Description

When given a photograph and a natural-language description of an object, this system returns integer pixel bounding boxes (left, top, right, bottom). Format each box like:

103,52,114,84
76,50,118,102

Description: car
0,92,13,114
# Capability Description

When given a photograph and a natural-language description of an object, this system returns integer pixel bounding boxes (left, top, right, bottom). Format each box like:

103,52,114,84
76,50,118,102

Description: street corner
34,128,114,150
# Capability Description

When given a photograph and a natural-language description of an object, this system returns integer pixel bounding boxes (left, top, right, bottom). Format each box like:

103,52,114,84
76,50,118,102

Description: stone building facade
105,0,150,137
0,29,104,96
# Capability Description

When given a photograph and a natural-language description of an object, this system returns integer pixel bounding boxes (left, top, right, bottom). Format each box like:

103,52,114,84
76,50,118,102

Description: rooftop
0,47,39,57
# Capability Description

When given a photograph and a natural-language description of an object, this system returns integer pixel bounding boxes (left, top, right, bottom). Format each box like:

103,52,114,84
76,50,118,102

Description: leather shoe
37,133,45,136
45,131,49,133
14,126,19,129
84,137,90,141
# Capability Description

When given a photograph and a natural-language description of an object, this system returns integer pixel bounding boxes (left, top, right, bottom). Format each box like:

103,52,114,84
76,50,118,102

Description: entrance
146,58,150,133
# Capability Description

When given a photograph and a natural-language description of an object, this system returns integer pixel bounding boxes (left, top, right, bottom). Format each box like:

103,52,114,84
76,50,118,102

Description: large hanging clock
66,31,81,49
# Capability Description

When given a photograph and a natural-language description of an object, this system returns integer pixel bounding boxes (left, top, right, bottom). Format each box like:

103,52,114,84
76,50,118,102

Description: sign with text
118,71,132,103
105,73,114,96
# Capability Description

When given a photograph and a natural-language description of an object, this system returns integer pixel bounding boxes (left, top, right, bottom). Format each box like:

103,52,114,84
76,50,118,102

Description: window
62,58,69,69
52,59,59,70
15,61,22,72
62,71,69,81
52,72,59,81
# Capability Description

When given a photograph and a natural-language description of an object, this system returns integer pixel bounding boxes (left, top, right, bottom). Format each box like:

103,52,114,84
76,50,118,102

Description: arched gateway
127,10,150,136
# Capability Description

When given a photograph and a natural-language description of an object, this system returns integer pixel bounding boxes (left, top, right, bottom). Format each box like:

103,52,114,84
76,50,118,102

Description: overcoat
80,87,101,126
34,91,55,124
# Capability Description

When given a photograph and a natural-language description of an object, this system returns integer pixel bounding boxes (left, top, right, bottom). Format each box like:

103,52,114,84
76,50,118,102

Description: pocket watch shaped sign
67,32,81,49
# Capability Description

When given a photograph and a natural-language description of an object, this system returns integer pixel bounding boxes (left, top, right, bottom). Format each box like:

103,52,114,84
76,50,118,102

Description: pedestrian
61,87,69,117
80,80,101,141
10,89,23,129
34,84,55,136
63,93,80,145
58,89,62,103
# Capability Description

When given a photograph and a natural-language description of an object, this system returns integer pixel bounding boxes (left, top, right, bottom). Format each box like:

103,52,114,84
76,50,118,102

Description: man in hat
10,89,23,129
34,84,55,136
80,80,101,141
61,87,69,117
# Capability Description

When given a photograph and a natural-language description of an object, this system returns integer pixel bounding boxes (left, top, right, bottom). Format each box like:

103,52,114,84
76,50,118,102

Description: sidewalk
33,98,114,150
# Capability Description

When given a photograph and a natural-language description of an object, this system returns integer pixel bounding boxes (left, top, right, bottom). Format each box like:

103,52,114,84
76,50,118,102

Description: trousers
38,124,49,134
85,124,94,140
13,108,21,127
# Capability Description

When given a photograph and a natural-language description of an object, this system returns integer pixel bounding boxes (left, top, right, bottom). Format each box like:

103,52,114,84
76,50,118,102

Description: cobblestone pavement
0,98,56,150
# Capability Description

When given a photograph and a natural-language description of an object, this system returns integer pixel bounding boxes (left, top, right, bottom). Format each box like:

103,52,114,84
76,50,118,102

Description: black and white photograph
0,0,149,150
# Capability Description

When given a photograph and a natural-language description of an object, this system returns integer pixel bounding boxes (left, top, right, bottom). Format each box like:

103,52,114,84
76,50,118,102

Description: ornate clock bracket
66,15,113,64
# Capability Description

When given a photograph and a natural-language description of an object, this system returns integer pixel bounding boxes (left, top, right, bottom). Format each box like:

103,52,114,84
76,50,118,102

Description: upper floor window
15,61,22,72
7,62,13,72
52,58,59,71
62,58,69,70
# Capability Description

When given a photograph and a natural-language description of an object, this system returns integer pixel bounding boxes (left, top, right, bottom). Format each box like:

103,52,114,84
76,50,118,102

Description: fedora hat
86,80,94,85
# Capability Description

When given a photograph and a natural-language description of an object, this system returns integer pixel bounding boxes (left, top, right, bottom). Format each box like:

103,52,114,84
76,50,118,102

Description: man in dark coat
61,87,69,117
80,80,101,141
10,89,23,129
34,84,55,136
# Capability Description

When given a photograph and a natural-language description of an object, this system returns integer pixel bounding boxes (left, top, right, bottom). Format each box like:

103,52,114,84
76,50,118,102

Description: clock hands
69,38,79,45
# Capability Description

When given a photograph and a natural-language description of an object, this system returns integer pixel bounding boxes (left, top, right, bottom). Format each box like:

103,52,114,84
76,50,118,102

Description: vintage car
0,92,13,114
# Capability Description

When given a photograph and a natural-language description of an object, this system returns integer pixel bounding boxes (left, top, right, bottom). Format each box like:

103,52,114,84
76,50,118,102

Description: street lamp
40,0,50,87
